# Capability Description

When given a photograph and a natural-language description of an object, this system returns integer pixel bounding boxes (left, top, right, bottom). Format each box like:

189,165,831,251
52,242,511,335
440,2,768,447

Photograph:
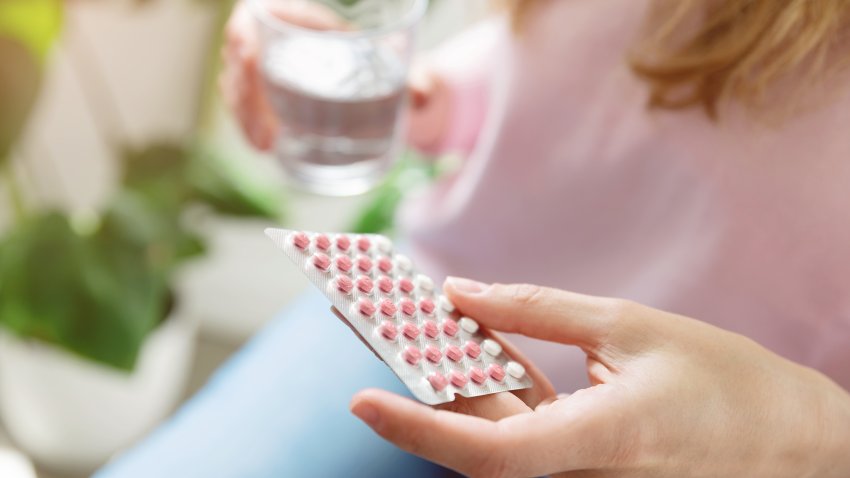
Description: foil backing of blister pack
265,228,533,405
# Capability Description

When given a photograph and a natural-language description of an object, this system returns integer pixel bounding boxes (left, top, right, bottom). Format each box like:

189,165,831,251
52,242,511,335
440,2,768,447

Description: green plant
0,0,283,371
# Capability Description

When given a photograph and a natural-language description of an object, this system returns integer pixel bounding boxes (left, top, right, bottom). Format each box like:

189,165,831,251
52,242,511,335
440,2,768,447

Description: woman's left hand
350,279,850,478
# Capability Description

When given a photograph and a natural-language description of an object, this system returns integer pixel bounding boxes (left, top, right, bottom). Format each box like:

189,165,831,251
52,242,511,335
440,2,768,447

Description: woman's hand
220,0,450,152
350,279,850,477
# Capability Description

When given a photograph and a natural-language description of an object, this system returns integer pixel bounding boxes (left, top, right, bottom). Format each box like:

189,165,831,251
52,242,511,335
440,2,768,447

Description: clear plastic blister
265,228,533,405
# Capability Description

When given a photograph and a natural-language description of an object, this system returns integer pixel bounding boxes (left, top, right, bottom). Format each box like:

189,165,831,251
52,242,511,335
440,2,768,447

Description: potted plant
0,0,282,473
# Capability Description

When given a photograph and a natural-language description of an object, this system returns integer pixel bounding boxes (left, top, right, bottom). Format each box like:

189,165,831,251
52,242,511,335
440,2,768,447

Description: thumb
443,278,626,351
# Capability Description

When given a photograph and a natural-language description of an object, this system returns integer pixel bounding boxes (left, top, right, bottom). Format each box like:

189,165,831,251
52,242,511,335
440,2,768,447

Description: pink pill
398,278,415,294
311,253,331,271
356,255,373,273
335,275,354,294
335,235,351,252
335,255,353,273
402,323,420,340
377,256,393,273
291,232,310,250
442,318,459,337
423,320,439,338
487,364,506,382
314,234,331,251
424,345,442,364
428,372,448,391
449,370,468,388
379,299,397,317
403,346,422,365
357,237,371,252
357,298,376,317
469,367,487,384
356,276,373,294
445,345,463,362
377,276,394,294
379,321,398,340
464,340,482,359
399,298,417,317
419,298,435,315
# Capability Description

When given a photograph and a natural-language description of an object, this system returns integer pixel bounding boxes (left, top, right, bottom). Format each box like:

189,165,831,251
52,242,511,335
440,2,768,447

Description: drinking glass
250,0,428,196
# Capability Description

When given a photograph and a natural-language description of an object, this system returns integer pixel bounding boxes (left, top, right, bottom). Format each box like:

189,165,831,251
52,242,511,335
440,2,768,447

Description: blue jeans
96,289,450,478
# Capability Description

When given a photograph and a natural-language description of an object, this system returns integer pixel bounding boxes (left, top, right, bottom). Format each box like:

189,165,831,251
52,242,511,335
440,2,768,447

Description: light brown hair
508,0,850,118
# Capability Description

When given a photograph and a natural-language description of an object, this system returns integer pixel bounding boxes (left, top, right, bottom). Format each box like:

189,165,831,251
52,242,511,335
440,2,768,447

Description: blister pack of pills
265,228,533,405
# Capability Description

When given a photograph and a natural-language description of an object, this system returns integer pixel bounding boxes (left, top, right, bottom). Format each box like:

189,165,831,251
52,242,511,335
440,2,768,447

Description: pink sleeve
411,19,504,156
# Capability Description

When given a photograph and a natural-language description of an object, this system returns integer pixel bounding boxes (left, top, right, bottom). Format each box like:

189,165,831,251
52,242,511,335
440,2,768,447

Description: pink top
400,0,850,391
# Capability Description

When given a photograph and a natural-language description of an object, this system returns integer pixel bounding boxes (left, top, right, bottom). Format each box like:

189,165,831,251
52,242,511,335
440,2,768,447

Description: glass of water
250,0,428,196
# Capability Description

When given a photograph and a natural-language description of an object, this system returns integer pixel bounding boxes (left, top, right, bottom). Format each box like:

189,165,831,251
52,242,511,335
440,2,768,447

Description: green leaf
0,37,41,166
0,212,166,371
186,145,284,220
0,0,62,64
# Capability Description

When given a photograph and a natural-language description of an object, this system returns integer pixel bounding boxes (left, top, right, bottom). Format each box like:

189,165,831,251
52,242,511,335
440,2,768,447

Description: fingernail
445,277,488,294
351,401,381,428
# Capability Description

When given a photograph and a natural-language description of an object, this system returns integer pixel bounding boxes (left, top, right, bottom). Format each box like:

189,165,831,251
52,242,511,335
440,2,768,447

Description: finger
353,386,627,477
259,0,350,31
444,277,628,351
350,389,509,477
437,392,531,421
487,329,556,407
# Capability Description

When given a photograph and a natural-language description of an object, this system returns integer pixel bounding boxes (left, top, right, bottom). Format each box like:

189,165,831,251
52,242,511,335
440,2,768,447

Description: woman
99,1,850,476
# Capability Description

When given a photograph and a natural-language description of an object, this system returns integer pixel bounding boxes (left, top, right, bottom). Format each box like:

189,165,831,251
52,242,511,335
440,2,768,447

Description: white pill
394,254,413,272
438,295,455,313
459,317,479,334
415,274,434,292
506,361,526,379
375,236,393,254
482,339,502,356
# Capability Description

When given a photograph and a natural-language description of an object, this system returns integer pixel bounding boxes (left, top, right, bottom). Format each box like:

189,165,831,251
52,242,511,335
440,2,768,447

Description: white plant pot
0,308,196,474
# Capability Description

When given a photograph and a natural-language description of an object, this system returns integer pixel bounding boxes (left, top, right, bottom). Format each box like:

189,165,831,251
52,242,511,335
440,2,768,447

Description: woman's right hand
220,0,450,153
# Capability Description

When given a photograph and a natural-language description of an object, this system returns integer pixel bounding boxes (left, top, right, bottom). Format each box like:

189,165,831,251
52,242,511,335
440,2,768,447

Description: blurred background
0,1,487,476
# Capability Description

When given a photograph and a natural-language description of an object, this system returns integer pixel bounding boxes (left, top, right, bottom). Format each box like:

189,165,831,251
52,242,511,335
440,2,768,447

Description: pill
394,254,412,272
445,345,463,362
428,372,448,391
379,321,398,340
377,276,394,294
469,367,486,384
399,298,417,317
398,278,415,294
355,298,376,318
379,299,397,317
464,340,482,359
419,298,436,315
356,276,373,294
459,317,479,334
442,318,459,337
357,237,371,252
311,253,331,272
356,255,373,273
335,255,353,273
334,275,354,294
314,234,331,251
449,370,468,388
377,256,394,274
403,346,422,365
335,235,351,252
422,320,439,338
506,361,526,379
424,345,442,364
375,236,393,254
439,296,455,313
291,232,310,250
487,364,506,382
482,339,502,356
402,323,420,340
415,274,434,292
